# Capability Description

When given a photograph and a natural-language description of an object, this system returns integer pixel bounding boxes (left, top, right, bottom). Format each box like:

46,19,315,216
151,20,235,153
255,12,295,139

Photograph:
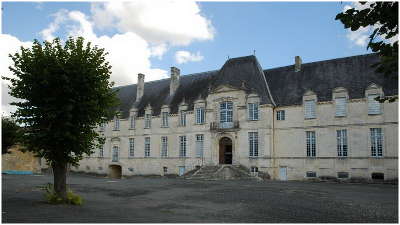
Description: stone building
73,53,398,181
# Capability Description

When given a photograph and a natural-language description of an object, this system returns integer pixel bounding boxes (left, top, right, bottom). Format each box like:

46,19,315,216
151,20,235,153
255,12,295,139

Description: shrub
44,183,83,205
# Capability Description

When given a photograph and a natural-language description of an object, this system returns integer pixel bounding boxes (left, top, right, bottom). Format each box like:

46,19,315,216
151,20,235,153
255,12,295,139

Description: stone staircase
185,164,258,181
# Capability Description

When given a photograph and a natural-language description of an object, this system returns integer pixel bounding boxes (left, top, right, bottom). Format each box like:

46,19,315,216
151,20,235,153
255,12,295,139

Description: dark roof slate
112,53,397,118
264,53,398,106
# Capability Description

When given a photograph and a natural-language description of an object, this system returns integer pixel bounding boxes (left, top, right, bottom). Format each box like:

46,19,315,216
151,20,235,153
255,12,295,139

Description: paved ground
2,173,398,223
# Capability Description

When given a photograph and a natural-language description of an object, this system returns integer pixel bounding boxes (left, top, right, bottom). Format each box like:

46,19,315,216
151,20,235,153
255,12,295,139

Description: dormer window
130,115,135,129
248,103,259,121
368,94,381,115
304,100,316,119
335,97,347,117
113,116,120,130
179,110,186,126
161,112,169,127
145,114,151,128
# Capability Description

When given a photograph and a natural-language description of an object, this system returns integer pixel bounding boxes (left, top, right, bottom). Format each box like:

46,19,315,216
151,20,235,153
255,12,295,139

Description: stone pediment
210,84,243,94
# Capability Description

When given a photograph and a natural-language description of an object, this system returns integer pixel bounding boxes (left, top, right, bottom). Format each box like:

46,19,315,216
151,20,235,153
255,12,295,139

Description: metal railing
210,121,240,130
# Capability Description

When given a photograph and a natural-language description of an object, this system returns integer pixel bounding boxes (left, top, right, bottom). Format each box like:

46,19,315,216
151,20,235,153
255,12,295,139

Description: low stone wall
2,145,41,173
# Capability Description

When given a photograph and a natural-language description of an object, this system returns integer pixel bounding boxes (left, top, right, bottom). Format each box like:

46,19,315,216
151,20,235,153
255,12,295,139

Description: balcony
210,121,240,131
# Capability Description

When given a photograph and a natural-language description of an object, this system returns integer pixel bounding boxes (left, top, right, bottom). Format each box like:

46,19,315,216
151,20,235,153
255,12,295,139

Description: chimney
136,73,145,102
295,56,302,72
169,66,180,96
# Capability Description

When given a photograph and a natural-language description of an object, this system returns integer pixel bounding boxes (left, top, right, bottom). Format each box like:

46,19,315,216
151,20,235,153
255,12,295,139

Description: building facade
72,54,398,181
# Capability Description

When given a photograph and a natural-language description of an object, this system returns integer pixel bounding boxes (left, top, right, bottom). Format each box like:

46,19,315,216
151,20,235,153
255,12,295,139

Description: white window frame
113,117,120,130
130,115,135,129
129,138,134,157
277,110,285,121
368,94,381,115
179,136,187,157
99,144,104,157
249,132,259,157
179,110,186,126
112,146,119,162
161,112,169,128
306,131,316,157
370,128,383,157
337,129,348,157
161,136,168,157
248,103,259,121
144,137,151,157
145,114,151,128
196,107,205,124
196,134,204,157
304,100,316,119
220,101,233,123
335,97,347,117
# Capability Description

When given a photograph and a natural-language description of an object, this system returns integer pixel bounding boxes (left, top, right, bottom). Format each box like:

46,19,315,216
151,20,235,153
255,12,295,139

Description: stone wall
2,145,41,173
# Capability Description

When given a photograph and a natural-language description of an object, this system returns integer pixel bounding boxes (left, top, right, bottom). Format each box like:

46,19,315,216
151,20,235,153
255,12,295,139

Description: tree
3,37,118,200
2,116,21,154
336,2,398,76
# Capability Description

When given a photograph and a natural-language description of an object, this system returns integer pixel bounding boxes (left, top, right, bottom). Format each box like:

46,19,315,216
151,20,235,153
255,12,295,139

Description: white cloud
90,1,214,46
175,50,204,64
342,2,398,47
0,34,33,116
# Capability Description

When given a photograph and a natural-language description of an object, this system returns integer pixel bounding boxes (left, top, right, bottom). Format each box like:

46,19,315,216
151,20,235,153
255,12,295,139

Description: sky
1,1,377,116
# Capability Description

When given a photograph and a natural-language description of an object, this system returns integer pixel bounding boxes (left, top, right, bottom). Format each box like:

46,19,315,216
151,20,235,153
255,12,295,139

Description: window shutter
335,98,347,117
368,94,381,115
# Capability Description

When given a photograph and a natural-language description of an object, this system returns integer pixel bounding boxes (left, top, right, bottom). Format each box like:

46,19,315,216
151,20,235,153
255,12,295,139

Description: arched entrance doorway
219,137,232,164
109,165,122,179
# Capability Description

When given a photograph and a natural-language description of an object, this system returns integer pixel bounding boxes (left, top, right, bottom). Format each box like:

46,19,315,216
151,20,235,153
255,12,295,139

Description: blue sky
1,1,372,114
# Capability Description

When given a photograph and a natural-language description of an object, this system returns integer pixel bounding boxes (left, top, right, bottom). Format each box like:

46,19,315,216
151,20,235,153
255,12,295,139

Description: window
179,136,187,157
161,136,168,157
130,115,135,129
129,138,134,157
144,137,151,157
304,100,316,119
306,171,316,178
250,167,258,176
277,110,285,120
248,103,259,121
145,114,151,128
100,123,105,132
196,134,204,157
370,128,383,157
179,110,186,126
368,94,381,115
163,167,168,174
249,132,259,157
161,112,169,127
220,101,233,123
196,107,205,124
112,146,119,162
337,129,348,157
337,172,349,179
371,172,384,180
99,144,104,157
335,97,347,117
113,117,120,130
306,131,316,157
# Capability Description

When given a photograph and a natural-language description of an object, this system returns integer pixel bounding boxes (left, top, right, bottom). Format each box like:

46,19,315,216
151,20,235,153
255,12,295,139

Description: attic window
304,100,316,119
368,94,381,115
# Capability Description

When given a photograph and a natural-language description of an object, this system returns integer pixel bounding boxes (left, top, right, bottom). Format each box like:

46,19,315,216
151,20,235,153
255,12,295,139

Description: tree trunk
52,163,68,200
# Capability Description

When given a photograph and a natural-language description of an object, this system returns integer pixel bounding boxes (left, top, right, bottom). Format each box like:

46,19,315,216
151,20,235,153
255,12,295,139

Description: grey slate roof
112,53,398,118
264,53,398,106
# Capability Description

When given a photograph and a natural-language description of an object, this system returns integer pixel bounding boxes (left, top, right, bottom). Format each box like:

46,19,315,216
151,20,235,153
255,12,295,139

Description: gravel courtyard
2,173,398,223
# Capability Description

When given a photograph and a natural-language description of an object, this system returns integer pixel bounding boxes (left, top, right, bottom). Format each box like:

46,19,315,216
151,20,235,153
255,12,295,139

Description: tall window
248,103,259,121
335,97,347,117
220,101,233,124
129,138,134,157
337,129,348,157
144,137,151,157
368,94,381,115
196,107,205,124
179,136,187,157
145,114,151,128
306,131,316,157
99,144,104,157
249,132,259,157
161,112,169,127
100,123,105,132
130,115,135,129
179,110,186,126
112,146,119,162
304,100,316,119
196,134,204,157
113,117,120,130
277,110,285,120
161,136,168,157
370,128,383,157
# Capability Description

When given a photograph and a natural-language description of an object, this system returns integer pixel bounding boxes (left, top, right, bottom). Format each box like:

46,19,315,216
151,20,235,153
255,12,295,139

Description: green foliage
1,117,22,154
335,2,398,77
44,183,83,205
2,37,118,166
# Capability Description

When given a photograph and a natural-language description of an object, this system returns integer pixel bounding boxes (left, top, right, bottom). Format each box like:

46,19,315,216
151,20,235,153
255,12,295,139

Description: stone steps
186,164,258,181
